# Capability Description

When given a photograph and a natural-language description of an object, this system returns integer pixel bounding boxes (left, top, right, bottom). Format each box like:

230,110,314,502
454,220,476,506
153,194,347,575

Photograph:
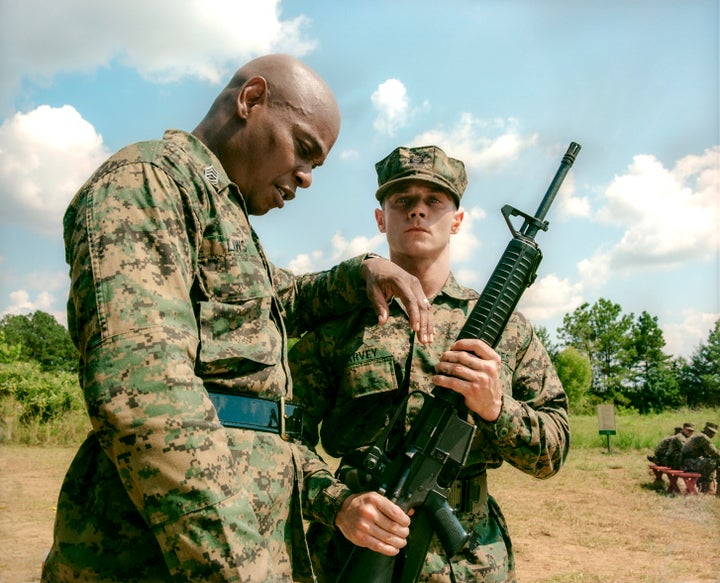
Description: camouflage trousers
684,457,719,488
41,429,306,582
302,485,515,583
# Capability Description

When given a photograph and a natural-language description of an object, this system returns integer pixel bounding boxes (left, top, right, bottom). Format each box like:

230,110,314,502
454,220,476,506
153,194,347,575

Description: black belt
207,392,304,441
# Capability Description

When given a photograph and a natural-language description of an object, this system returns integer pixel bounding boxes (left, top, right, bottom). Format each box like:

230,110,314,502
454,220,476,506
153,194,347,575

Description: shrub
0,361,89,444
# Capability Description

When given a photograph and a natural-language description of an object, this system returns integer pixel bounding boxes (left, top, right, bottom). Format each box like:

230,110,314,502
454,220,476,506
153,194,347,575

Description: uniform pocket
197,298,280,375
341,347,398,399
197,242,268,303
195,240,281,376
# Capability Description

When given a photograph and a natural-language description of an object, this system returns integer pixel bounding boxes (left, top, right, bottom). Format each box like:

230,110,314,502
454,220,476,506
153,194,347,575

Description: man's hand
335,492,411,556
432,338,503,422
361,256,435,344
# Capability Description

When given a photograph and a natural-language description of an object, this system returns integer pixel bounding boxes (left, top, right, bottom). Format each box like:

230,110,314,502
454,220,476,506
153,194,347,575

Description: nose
408,203,426,218
294,164,313,189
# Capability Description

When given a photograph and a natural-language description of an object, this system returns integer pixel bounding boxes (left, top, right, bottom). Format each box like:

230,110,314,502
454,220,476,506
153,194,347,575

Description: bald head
197,54,340,144
193,54,341,215
233,54,339,118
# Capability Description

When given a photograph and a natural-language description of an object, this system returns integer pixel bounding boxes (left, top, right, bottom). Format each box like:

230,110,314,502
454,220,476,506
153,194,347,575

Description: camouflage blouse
46,130,371,581
290,273,571,523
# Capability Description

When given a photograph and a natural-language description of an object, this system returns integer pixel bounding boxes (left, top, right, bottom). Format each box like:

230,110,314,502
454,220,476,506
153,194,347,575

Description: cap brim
376,173,461,206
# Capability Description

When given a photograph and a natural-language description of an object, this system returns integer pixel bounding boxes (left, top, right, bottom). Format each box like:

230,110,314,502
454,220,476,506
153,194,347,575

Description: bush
0,361,89,444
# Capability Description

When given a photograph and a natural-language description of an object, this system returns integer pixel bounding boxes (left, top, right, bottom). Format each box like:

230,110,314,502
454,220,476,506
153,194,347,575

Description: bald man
42,54,429,583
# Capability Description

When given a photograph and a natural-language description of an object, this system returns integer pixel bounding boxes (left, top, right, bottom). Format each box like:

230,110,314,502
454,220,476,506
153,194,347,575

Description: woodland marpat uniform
290,275,570,582
42,130,361,582
681,423,720,491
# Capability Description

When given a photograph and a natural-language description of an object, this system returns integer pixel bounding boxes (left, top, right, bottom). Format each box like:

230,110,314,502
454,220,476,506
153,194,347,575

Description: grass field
1,409,719,582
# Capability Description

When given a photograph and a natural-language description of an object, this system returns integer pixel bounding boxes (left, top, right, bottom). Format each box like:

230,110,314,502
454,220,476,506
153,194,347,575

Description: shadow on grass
640,480,671,495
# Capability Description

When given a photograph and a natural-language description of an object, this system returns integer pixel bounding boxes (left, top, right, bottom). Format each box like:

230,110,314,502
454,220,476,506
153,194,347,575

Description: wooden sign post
597,403,616,453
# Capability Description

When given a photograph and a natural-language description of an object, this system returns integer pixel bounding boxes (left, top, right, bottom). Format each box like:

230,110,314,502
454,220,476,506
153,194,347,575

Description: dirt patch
0,446,75,583
1,445,718,583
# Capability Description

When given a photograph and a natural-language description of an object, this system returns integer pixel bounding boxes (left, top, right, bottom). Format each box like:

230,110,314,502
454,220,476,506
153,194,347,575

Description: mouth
274,185,293,208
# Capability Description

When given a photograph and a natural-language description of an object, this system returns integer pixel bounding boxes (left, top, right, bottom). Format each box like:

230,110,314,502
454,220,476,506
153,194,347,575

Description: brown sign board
597,403,616,435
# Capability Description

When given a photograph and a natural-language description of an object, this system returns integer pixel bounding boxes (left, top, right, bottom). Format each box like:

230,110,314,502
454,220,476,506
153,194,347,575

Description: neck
390,251,451,299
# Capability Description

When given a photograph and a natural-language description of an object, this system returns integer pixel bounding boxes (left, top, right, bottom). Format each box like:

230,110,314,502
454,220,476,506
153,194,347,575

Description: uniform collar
389,272,478,311
433,273,479,302
163,129,233,193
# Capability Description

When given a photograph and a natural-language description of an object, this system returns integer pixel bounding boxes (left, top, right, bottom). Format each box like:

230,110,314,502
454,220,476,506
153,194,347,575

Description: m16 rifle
336,142,581,583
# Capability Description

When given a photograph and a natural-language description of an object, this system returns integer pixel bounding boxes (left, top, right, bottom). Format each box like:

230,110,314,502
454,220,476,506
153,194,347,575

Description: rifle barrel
524,142,581,239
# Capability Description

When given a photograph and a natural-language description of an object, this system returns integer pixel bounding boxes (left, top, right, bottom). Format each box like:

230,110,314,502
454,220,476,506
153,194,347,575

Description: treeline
0,311,84,442
536,298,719,414
0,303,718,438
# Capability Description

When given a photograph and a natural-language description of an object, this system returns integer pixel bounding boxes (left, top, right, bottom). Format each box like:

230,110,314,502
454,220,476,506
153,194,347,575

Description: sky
0,0,718,359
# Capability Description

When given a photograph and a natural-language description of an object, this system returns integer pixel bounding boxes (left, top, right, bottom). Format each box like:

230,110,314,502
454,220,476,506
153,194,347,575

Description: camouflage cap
703,422,718,437
375,145,467,206
683,422,695,431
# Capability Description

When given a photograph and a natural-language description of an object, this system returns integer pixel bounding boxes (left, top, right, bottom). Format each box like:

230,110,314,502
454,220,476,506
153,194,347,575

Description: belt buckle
279,396,289,441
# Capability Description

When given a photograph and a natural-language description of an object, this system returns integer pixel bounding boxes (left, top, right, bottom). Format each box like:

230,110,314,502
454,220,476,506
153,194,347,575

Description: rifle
336,142,581,583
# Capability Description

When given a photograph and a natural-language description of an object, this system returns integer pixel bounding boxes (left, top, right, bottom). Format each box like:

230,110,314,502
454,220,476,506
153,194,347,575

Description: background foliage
0,306,717,446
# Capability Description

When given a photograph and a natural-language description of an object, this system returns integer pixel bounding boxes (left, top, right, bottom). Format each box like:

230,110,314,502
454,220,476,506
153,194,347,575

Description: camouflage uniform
681,427,720,491
664,431,691,470
649,433,676,466
289,275,570,583
42,130,362,582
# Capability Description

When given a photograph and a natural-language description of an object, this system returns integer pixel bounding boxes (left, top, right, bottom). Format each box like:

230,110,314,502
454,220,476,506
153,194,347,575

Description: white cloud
577,252,612,289
454,268,483,288
412,115,538,173
288,250,323,274
371,79,410,136
663,309,719,359
0,0,315,103
340,149,360,160
556,173,591,218
450,206,484,263
5,290,54,313
329,232,386,262
591,147,719,271
287,232,386,273
3,289,67,326
518,273,584,322
0,105,110,236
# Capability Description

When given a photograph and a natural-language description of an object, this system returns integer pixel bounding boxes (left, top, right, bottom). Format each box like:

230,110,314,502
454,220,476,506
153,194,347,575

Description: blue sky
0,0,718,358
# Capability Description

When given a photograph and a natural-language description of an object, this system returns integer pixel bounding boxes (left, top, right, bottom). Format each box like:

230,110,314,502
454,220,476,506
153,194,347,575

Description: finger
449,337,496,359
411,296,434,345
370,538,405,556
419,297,435,345
432,372,473,394
371,495,411,528
366,282,390,325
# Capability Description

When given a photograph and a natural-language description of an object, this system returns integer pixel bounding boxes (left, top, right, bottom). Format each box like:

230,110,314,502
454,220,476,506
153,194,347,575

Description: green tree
0,311,77,372
678,319,720,407
625,311,680,413
557,298,634,404
0,330,22,363
555,346,593,414
535,325,559,364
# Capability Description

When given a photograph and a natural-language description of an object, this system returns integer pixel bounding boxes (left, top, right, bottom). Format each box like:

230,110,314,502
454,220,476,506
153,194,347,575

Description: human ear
237,76,268,119
450,209,464,234
374,208,386,233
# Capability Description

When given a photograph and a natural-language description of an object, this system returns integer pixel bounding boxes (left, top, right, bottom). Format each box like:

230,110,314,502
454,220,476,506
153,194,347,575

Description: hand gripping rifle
336,142,581,583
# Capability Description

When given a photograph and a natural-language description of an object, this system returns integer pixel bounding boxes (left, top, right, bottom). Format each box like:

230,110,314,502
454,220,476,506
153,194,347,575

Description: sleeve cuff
474,394,523,445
